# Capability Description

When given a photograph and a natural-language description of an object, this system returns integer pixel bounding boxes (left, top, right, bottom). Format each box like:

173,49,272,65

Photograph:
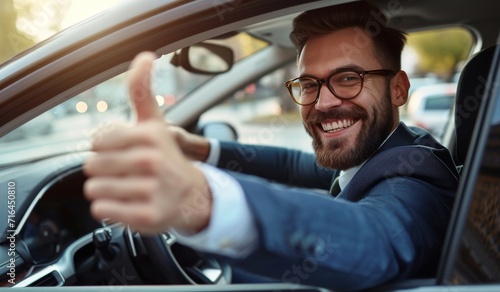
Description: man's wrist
205,138,221,165
189,135,211,162
172,162,258,258
174,164,213,234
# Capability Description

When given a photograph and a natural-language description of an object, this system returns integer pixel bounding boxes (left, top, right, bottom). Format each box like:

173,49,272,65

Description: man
83,2,459,290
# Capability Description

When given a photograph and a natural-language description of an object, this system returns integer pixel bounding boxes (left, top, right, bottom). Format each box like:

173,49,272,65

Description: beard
305,89,394,170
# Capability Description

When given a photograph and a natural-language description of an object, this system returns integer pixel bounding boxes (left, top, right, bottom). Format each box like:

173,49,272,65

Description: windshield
0,32,268,165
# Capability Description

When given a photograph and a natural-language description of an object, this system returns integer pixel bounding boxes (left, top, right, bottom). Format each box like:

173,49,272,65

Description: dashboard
21,169,99,264
0,152,99,286
0,152,232,288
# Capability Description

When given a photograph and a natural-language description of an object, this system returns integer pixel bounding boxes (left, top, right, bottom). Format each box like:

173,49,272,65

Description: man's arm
217,141,334,190
202,169,455,291
170,127,334,190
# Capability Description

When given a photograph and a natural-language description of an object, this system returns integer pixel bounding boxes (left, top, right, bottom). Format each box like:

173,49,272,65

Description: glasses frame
284,69,397,106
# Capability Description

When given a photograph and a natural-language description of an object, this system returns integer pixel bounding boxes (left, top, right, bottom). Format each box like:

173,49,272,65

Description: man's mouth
320,119,357,133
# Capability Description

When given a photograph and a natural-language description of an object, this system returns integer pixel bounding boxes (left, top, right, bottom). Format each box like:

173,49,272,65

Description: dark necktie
329,176,341,196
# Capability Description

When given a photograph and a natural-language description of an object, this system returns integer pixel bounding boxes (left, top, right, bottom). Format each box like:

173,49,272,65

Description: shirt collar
337,126,398,190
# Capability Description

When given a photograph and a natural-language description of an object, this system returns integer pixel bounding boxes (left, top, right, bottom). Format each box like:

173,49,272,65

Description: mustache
306,106,367,124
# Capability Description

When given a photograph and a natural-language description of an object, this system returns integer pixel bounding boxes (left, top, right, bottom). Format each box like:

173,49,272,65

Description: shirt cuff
170,162,258,258
204,138,221,166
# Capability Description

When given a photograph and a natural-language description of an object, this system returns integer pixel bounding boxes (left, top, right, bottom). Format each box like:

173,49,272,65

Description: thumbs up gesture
83,52,212,234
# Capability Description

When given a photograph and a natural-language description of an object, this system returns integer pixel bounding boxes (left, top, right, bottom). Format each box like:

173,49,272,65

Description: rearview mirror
170,43,234,74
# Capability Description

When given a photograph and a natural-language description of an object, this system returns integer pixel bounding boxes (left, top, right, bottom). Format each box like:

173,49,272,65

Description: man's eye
332,73,361,85
300,81,317,91
342,76,360,81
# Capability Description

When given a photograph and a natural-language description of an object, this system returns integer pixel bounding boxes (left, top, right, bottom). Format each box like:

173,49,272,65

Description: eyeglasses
284,69,396,106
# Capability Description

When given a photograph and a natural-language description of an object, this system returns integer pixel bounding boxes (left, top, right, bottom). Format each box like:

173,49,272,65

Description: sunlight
13,0,119,43
61,0,119,29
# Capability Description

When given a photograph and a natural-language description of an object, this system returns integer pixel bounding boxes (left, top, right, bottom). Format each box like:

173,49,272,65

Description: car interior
453,45,498,169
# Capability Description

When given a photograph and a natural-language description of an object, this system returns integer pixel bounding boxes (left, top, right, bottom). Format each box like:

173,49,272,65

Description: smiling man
296,29,404,170
83,2,459,290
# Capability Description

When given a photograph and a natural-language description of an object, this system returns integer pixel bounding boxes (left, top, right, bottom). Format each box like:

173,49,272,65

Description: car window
424,94,454,110
402,27,472,142
0,25,474,162
200,27,474,150
200,63,313,152
0,32,269,165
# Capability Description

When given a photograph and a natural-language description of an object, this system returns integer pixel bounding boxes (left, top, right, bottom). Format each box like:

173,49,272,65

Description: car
405,83,457,140
407,76,442,98
0,0,499,291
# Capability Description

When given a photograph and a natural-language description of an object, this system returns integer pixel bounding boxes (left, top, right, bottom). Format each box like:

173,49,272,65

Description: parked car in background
408,75,442,97
406,83,457,139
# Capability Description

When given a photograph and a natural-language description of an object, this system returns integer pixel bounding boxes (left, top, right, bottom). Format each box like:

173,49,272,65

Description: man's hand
83,52,212,234
168,126,211,162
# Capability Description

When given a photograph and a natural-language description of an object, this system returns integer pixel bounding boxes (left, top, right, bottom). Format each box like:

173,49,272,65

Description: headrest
454,45,497,165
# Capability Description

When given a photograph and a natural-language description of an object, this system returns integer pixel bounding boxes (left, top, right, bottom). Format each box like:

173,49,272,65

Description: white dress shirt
170,139,257,258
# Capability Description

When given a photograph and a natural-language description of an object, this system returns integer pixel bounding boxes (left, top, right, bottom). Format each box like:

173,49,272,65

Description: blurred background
0,0,475,161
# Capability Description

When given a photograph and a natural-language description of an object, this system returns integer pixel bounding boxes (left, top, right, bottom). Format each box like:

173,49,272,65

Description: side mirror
197,122,238,141
171,43,234,74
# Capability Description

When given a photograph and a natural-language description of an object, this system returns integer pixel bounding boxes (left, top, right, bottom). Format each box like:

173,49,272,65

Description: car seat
454,44,498,170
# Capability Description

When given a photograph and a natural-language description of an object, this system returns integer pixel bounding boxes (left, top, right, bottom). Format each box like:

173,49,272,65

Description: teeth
321,119,355,132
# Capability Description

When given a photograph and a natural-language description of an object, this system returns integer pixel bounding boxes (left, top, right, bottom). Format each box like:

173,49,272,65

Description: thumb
128,51,162,122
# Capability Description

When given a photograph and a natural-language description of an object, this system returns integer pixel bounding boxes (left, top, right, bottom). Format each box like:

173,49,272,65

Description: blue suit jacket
208,122,458,291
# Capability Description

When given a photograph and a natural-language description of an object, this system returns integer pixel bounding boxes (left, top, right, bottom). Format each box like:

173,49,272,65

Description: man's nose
315,84,343,111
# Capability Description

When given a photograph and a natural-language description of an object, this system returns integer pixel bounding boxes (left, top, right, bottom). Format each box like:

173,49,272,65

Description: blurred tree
0,0,69,64
0,0,34,63
407,28,473,81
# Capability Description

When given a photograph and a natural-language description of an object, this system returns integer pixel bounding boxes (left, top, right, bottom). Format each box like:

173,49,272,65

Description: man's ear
390,70,410,107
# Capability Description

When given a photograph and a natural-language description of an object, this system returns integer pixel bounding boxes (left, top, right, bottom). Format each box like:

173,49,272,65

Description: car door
435,43,500,291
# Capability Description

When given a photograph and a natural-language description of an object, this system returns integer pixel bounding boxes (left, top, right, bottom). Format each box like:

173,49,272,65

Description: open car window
0,21,475,164
0,32,268,165
200,27,474,151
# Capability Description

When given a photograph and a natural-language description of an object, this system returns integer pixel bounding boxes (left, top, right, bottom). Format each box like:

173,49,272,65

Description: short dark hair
290,1,407,71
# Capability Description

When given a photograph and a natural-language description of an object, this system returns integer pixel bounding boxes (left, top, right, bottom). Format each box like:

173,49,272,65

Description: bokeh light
155,95,165,107
96,101,108,112
76,101,88,113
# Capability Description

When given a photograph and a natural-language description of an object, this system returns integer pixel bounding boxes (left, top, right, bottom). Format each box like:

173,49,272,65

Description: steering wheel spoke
124,226,231,285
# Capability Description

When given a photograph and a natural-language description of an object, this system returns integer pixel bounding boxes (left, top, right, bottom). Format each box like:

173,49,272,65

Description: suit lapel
375,122,418,154
334,123,420,201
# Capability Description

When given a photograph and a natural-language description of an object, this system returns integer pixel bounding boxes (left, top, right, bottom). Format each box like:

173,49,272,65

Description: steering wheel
124,226,231,285
13,224,231,287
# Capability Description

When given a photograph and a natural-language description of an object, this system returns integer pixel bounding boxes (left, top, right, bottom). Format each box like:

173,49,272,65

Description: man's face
299,28,399,170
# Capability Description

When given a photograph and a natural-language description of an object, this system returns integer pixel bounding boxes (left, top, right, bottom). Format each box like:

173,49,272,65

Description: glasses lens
328,71,363,99
291,78,318,104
